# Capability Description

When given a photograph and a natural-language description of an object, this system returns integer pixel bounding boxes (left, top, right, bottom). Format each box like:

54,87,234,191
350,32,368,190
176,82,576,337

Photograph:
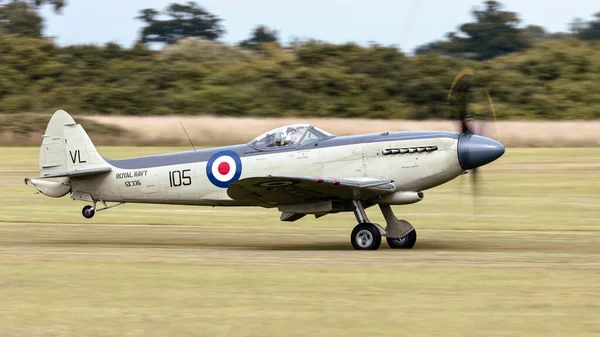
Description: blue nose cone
458,134,505,170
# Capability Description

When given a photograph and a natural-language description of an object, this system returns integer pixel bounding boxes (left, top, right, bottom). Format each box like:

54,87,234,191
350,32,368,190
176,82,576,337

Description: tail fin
40,110,111,178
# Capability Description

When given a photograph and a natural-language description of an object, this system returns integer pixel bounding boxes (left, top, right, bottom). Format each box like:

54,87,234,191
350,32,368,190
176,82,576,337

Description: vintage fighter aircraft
25,110,504,250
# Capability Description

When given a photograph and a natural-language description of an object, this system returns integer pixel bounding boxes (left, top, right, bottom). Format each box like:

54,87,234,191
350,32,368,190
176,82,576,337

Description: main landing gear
81,200,125,219
350,200,417,250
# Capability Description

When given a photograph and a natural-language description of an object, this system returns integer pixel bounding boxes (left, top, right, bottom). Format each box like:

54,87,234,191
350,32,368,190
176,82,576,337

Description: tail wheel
82,205,95,219
351,223,382,250
386,230,417,249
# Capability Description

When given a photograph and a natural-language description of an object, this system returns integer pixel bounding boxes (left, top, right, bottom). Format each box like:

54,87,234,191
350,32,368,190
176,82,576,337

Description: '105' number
169,169,192,187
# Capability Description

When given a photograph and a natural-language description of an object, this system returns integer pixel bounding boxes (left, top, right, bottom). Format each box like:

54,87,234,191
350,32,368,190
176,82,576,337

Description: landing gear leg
81,199,125,219
379,204,417,249
350,200,383,250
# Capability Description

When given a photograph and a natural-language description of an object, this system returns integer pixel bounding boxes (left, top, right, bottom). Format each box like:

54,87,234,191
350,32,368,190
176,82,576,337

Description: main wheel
351,223,382,250
82,205,95,219
386,229,417,249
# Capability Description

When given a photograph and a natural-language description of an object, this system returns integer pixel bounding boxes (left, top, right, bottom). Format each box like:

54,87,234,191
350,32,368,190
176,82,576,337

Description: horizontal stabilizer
41,167,112,179
41,164,61,169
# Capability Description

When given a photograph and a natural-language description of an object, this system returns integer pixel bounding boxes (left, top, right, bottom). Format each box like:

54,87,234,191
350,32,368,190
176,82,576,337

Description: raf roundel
206,150,242,188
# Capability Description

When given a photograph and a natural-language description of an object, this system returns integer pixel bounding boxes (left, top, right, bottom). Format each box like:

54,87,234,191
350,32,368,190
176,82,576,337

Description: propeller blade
471,166,479,214
448,68,474,101
447,69,504,219
448,68,476,134
447,68,496,217
484,90,499,140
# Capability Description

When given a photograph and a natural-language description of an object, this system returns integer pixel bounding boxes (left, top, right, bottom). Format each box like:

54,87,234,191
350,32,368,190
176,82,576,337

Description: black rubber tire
82,205,95,219
386,230,417,249
351,223,382,250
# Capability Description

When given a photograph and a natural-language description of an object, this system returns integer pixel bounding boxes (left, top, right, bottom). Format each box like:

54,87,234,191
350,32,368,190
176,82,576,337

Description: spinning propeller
447,68,501,208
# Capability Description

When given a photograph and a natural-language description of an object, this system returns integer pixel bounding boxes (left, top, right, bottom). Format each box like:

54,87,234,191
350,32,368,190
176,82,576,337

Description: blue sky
40,0,599,52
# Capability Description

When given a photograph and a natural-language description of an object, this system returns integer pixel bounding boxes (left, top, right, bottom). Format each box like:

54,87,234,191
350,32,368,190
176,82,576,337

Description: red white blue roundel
206,150,242,188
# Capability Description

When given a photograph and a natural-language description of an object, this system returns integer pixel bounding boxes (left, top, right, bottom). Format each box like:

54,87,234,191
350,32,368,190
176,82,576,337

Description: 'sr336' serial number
125,180,141,187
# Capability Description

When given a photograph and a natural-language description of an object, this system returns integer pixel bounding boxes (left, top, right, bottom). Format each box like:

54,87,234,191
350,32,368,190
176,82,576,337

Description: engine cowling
25,178,71,198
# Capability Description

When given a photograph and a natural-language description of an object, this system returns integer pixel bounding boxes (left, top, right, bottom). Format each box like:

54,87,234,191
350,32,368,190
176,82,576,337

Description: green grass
0,147,599,337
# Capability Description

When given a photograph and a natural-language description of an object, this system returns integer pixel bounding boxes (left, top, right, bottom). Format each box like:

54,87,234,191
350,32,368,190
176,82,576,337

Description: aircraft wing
227,175,396,208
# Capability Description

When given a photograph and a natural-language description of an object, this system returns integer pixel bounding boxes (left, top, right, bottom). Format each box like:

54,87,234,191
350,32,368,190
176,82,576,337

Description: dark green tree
239,25,279,50
31,0,65,12
137,1,225,44
434,1,530,60
414,42,443,55
0,0,65,12
569,17,586,34
0,1,43,37
578,12,600,40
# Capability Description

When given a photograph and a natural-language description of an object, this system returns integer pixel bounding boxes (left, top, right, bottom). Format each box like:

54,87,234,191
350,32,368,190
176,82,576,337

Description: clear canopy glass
249,124,334,150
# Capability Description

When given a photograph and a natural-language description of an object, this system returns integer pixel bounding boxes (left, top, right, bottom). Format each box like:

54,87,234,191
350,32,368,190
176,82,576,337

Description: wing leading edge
227,175,396,208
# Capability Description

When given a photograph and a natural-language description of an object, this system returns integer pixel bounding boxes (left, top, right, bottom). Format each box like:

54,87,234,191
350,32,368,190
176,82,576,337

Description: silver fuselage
71,131,465,206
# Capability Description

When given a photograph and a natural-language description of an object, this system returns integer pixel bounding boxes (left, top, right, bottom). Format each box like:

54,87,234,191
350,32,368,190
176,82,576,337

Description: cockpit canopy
248,124,334,150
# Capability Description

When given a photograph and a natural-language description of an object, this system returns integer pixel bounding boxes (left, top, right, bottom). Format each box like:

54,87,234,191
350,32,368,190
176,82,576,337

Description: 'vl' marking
69,150,87,164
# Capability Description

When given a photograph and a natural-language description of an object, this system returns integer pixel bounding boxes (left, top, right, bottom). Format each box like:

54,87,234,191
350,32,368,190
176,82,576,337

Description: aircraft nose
458,134,505,170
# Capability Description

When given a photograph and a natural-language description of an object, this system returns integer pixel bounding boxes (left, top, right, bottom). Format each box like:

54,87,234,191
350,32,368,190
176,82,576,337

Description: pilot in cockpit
273,131,284,147
284,127,302,145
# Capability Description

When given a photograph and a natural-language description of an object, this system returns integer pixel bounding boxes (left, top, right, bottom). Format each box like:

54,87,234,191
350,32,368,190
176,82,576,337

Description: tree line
414,1,600,60
0,0,599,119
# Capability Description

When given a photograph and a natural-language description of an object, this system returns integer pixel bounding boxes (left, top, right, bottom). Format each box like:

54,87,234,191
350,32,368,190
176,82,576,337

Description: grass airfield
1,147,599,337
